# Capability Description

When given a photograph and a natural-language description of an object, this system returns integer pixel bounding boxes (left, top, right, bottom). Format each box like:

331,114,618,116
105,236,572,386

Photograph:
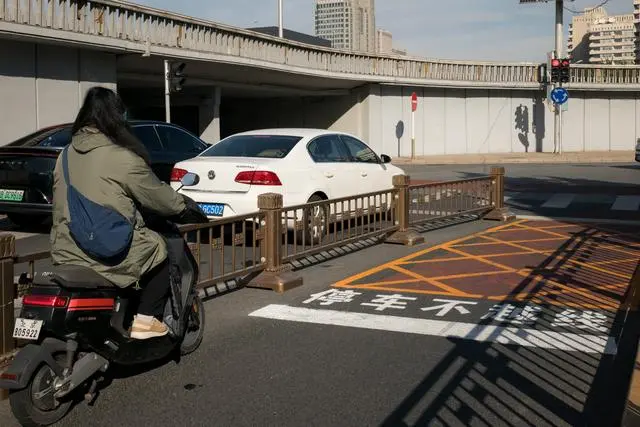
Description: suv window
155,125,206,155
307,135,350,163
36,128,73,148
201,135,301,158
131,125,163,152
339,135,379,164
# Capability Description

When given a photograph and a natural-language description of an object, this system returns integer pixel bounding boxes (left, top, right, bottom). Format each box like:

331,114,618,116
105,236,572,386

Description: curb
391,152,634,166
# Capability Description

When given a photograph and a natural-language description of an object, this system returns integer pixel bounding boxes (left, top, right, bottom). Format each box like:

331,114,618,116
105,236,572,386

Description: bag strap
61,146,71,186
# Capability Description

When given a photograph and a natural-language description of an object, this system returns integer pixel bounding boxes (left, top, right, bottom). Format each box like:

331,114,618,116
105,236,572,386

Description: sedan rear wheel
297,194,328,246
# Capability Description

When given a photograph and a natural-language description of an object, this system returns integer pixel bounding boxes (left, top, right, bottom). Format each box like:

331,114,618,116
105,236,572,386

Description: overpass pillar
198,86,222,144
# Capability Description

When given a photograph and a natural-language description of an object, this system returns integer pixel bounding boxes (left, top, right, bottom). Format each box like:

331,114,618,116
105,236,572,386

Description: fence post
386,174,425,246
484,166,516,222
247,193,303,293
0,233,16,401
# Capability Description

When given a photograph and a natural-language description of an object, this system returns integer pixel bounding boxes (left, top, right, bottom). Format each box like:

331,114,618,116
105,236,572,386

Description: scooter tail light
0,372,18,381
22,295,69,307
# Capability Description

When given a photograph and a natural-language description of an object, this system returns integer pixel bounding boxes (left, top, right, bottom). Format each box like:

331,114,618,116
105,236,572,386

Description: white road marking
249,304,618,355
541,193,575,209
611,195,640,211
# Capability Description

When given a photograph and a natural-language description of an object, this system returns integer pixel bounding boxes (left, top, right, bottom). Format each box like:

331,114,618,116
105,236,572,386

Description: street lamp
278,0,283,38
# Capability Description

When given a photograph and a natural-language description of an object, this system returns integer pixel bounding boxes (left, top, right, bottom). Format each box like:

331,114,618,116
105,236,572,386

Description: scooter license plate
13,318,43,340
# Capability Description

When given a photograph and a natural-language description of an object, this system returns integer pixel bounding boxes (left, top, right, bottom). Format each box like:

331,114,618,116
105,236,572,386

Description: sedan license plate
13,318,43,340
0,189,24,202
198,203,225,217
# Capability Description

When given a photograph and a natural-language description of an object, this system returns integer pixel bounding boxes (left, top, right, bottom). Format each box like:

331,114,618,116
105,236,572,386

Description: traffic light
167,61,187,92
559,58,570,83
550,58,560,83
537,63,548,84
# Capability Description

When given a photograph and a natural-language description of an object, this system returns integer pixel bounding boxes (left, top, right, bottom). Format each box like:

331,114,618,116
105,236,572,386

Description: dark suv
0,120,208,227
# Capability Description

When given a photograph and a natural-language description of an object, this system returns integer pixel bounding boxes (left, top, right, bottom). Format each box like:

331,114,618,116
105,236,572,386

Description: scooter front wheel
180,294,205,355
9,353,73,427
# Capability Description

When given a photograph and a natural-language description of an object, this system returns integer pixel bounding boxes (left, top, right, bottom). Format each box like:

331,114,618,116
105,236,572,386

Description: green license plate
0,189,24,202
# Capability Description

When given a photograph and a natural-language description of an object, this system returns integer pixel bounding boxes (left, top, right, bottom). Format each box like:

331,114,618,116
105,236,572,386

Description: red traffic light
551,58,561,67
561,59,570,67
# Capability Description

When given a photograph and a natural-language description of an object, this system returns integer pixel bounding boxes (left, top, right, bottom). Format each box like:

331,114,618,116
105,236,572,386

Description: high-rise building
634,0,640,63
375,28,407,56
314,0,376,53
568,6,635,65
568,6,606,62
376,29,393,54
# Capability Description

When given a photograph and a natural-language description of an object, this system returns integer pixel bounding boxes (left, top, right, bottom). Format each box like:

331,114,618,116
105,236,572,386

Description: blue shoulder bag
61,147,133,262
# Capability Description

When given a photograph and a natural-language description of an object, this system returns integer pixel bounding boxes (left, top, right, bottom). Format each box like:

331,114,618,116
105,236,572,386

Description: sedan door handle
361,172,368,177
324,172,334,178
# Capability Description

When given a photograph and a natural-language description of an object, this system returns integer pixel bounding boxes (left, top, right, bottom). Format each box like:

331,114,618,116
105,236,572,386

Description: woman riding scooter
50,86,187,340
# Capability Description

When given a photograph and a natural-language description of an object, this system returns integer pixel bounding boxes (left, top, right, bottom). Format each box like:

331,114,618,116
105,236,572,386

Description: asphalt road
6,162,640,257
1,162,639,426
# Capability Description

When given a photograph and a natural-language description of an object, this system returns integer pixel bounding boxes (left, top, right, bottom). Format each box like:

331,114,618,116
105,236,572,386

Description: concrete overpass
1,0,640,155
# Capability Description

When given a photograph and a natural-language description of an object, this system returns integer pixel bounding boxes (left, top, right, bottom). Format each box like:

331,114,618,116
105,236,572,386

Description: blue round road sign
550,87,569,105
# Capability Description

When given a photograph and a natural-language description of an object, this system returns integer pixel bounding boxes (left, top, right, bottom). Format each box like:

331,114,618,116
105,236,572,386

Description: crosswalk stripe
541,193,575,209
611,195,640,211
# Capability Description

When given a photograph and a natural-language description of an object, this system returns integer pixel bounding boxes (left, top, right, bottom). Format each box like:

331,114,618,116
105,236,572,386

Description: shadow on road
379,221,640,427
0,216,51,235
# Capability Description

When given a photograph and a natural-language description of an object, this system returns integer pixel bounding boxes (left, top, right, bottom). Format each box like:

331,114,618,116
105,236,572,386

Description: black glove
181,194,200,213
178,194,208,224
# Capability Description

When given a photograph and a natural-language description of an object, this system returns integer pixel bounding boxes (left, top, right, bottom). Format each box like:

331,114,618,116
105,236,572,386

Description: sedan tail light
234,171,282,186
170,168,188,182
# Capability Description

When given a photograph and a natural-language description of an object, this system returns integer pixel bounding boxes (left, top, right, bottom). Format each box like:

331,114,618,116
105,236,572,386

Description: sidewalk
392,150,635,165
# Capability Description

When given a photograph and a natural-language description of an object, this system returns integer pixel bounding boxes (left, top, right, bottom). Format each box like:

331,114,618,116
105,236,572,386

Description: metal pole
278,0,283,38
164,59,171,123
554,0,563,154
411,109,415,159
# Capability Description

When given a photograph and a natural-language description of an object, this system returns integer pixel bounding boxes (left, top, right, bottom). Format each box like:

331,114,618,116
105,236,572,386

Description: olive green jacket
49,127,186,288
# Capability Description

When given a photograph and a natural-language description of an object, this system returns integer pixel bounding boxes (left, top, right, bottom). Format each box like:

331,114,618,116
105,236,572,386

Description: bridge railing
0,169,510,372
2,0,640,86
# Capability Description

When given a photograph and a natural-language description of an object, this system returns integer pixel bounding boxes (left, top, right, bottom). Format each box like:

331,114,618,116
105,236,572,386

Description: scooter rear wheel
180,294,205,355
9,353,74,427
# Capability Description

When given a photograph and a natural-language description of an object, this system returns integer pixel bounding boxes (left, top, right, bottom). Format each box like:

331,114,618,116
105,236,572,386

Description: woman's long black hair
71,86,150,164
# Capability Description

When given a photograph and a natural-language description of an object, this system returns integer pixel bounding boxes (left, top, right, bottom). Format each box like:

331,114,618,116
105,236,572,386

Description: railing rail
1,0,640,87
0,168,513,380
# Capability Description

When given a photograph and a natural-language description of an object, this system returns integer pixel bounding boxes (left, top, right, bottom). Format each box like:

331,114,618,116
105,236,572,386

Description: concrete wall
0,40,117,144
366,85,640,156
219,91,366,139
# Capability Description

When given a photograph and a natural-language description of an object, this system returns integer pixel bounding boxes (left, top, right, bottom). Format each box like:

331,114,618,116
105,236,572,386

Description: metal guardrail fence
0,168,512,371
1,0,640,87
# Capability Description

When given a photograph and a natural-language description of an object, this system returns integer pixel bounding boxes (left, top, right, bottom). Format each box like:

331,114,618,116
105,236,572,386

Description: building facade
589,15,635,64
314,0,376,53
568,6,635,64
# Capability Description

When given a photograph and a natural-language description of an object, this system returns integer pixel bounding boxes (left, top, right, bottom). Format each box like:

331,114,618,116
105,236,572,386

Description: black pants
137,259,171,319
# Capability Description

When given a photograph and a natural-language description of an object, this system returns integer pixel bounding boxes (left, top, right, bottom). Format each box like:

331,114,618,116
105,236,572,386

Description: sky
135,0,631,62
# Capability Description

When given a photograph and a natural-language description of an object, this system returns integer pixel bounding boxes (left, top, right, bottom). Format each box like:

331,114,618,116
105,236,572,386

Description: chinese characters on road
302,289,609,333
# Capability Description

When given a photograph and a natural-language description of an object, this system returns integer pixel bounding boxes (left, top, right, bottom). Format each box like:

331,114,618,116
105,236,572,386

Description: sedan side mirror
181,172,200,187
380,154,392,164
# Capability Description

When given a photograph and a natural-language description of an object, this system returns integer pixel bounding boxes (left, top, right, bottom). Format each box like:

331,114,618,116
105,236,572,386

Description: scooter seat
46,265,117,289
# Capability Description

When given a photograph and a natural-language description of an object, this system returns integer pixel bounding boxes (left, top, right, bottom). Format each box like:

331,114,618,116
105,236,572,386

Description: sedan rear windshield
200,135,302,159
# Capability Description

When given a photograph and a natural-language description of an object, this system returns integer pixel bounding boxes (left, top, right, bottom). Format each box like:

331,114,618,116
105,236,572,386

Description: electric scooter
0,172,208,427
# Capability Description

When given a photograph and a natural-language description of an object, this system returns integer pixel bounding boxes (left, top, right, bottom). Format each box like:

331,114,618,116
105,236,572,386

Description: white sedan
170,128,405,238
